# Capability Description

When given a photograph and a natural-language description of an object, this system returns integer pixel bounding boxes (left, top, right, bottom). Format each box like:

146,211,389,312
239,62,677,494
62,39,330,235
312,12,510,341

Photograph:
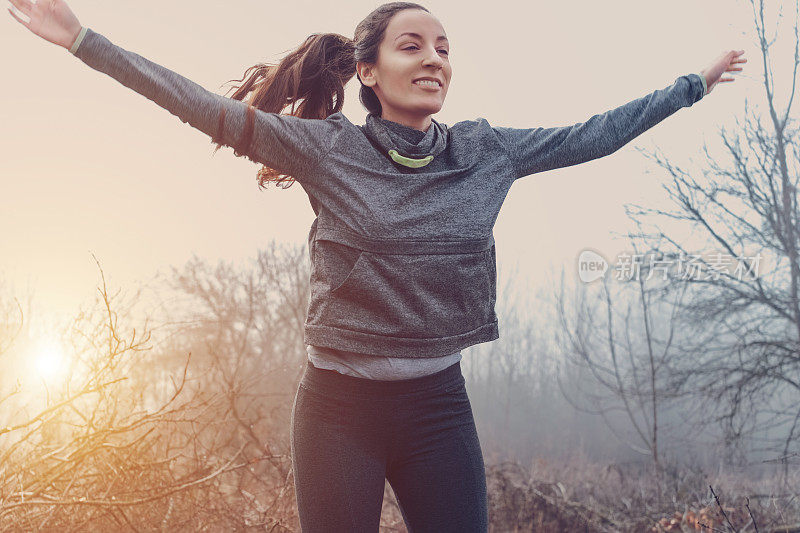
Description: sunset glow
31,338,66,381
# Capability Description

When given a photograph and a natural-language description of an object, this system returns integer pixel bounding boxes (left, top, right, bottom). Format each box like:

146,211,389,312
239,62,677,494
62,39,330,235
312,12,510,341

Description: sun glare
33,339,66,380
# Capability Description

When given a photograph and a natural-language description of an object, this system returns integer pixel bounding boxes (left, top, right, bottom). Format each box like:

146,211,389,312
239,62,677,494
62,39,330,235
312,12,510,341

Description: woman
8,1,746,531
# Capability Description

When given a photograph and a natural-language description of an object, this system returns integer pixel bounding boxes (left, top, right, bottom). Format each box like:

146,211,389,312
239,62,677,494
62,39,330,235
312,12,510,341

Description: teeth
415,80,439,87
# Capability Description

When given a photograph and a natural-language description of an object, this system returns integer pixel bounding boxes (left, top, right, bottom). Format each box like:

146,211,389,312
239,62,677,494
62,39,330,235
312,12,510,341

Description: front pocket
320,247,495,339
318,239,364,293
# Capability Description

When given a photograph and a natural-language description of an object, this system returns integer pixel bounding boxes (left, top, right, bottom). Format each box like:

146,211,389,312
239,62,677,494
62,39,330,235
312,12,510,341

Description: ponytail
213,32,356,189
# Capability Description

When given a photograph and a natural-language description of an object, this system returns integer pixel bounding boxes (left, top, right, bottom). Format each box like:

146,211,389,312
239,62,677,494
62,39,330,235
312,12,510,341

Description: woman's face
358,9,452,130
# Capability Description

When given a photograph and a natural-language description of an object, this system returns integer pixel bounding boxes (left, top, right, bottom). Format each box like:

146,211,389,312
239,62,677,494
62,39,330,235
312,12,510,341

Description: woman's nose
422,48,444,67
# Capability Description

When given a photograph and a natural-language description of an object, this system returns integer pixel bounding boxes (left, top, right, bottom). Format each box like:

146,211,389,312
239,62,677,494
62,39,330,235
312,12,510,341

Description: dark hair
212,2,430,189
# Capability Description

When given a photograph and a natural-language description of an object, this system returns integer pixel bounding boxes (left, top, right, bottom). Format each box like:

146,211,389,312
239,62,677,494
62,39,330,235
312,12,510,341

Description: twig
0,442,250,513
697,520,731,533
710,485,738,533
745,496,759,533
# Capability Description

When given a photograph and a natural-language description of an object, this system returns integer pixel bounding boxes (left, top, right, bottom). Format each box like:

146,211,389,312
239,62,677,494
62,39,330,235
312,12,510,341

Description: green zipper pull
388,149,434,168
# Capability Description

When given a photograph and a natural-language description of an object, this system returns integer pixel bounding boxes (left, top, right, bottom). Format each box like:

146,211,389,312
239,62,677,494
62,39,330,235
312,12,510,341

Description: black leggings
290,359,488,532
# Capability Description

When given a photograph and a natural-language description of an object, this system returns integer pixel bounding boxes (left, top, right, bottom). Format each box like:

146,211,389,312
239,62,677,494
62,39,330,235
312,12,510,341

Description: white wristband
697,72,708,96
69,26,88,55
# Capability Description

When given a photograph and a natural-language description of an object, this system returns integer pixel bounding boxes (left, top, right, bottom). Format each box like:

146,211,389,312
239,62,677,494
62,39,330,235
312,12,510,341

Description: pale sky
1,0,762,329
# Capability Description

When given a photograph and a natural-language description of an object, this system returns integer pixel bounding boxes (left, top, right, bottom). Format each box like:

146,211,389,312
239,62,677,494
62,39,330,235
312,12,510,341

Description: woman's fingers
726,50,745,63
8,0,81,48
726,52,746,73
7,0,33,17
702,50,746,95
7,5,31,27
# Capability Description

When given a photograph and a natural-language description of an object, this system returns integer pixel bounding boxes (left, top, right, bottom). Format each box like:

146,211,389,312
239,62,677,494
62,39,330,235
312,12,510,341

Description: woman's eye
402,45,449,56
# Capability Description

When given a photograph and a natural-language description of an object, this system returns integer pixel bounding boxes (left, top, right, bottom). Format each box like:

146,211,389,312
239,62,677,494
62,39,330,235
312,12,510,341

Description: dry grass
484,453,800,533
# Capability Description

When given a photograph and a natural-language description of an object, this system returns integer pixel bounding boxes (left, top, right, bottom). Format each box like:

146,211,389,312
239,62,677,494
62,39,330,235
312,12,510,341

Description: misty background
1,0,797,530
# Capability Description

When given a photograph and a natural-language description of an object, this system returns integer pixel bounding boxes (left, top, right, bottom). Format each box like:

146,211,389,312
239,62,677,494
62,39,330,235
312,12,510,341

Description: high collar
361,112,449,168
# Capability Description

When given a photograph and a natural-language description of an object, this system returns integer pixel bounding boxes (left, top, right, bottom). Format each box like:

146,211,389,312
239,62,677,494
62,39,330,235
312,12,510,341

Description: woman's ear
356,61,377,88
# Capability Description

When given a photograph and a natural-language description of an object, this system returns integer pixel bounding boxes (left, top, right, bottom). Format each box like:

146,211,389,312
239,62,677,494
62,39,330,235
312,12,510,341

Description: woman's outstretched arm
491,50,746,181
8,0,344,181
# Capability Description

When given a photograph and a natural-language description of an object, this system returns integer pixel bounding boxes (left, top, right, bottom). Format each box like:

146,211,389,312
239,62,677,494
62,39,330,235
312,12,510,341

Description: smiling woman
6,0,747,530
355,10,452,130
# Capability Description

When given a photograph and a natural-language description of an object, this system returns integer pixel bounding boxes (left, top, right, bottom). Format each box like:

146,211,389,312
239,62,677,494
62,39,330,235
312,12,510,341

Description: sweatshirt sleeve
490,73,706,181
70,27,343,180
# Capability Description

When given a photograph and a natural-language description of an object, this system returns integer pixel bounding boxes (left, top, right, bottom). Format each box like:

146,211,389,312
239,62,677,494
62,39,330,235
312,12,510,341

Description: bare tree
554,243,691,498
0,256,285,530
145,240,318,528
462,260,613,465
623,0,800,479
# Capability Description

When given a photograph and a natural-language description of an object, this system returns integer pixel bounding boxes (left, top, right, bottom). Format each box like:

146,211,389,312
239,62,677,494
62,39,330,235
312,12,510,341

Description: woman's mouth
413,80,442,91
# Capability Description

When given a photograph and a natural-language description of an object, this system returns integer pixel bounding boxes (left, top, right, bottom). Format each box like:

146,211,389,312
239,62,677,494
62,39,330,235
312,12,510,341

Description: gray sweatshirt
70,27,707,361
306,118,462,380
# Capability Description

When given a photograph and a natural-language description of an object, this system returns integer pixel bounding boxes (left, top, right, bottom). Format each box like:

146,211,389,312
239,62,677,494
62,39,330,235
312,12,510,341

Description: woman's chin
414,100,445,115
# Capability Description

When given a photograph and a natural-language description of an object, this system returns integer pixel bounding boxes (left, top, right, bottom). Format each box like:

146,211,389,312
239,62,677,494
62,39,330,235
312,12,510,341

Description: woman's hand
700,49,747,95
7,0,82,50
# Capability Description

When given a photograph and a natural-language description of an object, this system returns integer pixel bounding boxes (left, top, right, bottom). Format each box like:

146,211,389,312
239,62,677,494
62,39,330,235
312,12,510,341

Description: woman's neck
378,111,432,133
